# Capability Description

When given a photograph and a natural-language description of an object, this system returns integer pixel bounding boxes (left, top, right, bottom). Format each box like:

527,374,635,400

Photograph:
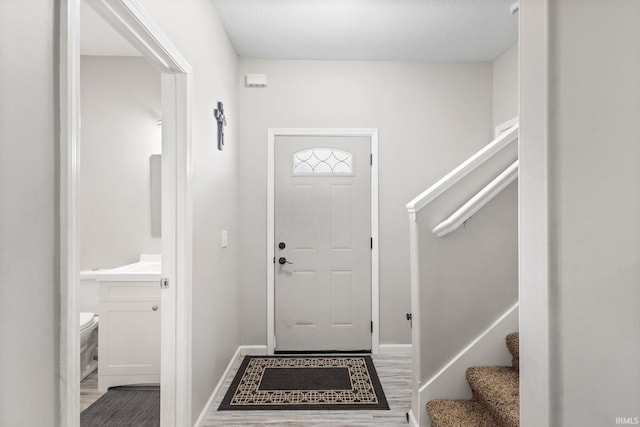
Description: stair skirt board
415,303,519,427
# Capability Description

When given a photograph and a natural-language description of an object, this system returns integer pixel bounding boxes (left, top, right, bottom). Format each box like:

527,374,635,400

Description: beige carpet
427,332,520,427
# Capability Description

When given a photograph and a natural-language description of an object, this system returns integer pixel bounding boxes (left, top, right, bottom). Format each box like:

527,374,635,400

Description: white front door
274,135,372,352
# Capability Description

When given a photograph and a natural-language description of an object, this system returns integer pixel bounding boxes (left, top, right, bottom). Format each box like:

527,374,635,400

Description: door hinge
370,153,373,166
371,321,373,334
406,313,413,328
160,278,169,289
370,237,373,249
273,256,275,264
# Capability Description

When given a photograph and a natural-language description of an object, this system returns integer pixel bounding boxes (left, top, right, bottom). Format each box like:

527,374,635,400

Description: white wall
80,56,161,270
0,1,58,425
492,44,518,127
237,60,494,346
551,1,640,424
135,0,241,421
520,0,640,425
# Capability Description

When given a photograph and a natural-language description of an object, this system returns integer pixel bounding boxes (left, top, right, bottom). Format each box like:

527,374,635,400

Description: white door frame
266,128,380,354
59,1,193,426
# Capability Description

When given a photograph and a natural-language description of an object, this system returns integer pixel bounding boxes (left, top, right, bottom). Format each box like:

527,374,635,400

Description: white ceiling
80,0,518,61
210,0,519,61
81,0,140,56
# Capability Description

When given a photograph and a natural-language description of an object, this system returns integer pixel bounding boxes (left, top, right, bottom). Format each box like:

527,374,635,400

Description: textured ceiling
210,0,519,61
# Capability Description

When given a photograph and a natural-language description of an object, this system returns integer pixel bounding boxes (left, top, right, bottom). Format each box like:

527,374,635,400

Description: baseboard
378,343,412,354
193,345,268,427
416,302,519,426
408,409,420,427
239,345,268,356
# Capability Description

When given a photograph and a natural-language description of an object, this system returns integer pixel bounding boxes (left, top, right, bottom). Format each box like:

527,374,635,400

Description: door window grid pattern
293,148,353,174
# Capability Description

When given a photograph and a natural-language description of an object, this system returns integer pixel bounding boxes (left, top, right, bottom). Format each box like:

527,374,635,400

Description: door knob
152,305,158,311
278,257,293,265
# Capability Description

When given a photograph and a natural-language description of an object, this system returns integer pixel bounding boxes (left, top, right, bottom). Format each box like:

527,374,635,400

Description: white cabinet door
100,301,160,374
98,282,160,390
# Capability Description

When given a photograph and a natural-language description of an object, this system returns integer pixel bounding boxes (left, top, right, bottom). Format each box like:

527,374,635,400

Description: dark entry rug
81,386,160,426
218,355,389,411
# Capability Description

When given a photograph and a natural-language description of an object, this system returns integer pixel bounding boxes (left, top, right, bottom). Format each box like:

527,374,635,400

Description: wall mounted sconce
214,101,227,151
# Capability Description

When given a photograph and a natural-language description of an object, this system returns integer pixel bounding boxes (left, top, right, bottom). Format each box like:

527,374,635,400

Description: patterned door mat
218,355,389,411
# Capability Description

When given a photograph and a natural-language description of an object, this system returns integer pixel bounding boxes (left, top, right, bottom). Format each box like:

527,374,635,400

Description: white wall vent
246,73,267,87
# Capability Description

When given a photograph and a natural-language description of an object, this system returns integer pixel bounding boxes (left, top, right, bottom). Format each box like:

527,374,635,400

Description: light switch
221,230,228,248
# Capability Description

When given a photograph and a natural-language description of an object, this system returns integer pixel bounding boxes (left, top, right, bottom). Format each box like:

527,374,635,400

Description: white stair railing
406,122,518,426
406,124,518,215
432,161,518,237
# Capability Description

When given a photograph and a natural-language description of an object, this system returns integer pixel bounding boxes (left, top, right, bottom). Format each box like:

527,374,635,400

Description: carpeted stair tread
506,332,519,370
466,366,519,427
427,399,498,427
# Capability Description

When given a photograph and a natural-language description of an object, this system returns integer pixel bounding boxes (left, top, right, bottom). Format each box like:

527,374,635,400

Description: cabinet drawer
100,281,160,301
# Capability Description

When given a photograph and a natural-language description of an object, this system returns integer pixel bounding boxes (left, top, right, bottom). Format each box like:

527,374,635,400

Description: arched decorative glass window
293,148,353,175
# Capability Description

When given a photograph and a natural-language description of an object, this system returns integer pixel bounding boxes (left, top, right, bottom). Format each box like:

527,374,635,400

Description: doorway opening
60,0,193,425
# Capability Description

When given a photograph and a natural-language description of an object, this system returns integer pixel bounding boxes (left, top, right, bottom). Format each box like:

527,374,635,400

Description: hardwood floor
201,353,412,426
80,371,106,412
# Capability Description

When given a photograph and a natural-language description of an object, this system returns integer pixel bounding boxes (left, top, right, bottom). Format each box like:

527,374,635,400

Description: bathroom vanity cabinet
98,280,160,391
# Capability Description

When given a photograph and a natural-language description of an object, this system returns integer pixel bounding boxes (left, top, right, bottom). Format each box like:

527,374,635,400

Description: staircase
426,332,520,427
406,121,519,425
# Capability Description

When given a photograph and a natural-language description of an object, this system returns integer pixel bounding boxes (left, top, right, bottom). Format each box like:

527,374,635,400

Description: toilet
80,312,99,380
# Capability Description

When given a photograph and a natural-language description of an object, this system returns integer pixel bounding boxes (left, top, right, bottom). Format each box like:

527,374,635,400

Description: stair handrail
432,161,519,237
406,123,518,215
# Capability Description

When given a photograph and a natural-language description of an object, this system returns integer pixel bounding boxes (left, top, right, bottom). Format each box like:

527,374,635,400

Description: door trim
60,1,193,425
266,128,379,355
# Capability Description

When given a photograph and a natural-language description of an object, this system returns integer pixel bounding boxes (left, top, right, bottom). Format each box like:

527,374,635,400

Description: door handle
278,257,293,265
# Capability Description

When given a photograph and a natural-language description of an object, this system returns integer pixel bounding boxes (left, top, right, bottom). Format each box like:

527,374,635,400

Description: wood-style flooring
80,371,105,412
80,354,412,426
201,353,412,426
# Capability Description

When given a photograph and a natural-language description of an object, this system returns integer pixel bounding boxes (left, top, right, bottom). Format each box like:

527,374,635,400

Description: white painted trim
266,128,380,354
85,0,189,74
60,1,193,426
494,117,519,138
415,303,519,426
519,2,551,425
408,409,420,427
193,345,268,427
408,212,422,426
406,123,518,214
370,130,380,354
421,302,518,391
239,345,269,356
59,2,81,426
432,161,519,237
378,344,413,354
